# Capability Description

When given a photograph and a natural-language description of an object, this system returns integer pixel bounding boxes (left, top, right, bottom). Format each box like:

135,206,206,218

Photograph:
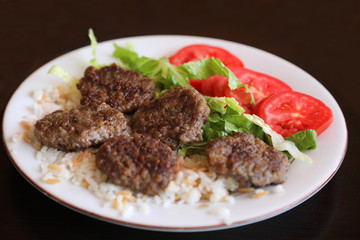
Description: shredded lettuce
48,65,79,91
202,97,269,142
243,114,313,162
112,44,254,103
182,58,249,91
82,29,316,163
48,65,71,83
88,28,102,68
180,96,314,163
285,129,317,152
178,142,207,156
180,96,269,157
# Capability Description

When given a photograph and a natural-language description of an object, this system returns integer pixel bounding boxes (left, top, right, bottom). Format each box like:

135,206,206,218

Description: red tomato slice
224,67,293,113
224,86,253,113
211,75,228,97
254,91,333,137
197,75,228,97
169,44,244,67
170,44,244,96
200,76,218,96
189,79,202,92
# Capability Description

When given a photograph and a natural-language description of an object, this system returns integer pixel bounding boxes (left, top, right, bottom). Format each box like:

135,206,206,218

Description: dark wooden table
1,0,359,239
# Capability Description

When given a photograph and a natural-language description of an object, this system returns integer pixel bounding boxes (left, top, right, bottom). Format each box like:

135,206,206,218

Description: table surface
1,0,359,239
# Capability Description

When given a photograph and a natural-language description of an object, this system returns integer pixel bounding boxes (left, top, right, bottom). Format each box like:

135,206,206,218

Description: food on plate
132,86,210,150
77,63,155,113
34,102,127,152
254,91,334,137
223,67,293,113
96,134,179,195
20,31,331,220
169,44,244,68
168,44,333,137
112,43,251,97
206,132,290,187
112,40,318,160
193,67,293,114
169,44,248,109
169,45,292,114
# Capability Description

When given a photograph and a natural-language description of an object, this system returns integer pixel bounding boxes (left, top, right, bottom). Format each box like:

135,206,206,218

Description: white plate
2,35,348,232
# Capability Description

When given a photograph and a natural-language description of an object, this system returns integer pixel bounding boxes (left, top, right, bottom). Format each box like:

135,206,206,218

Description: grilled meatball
34,103,127,152
206,132,290,187
96,134,179,195
132,86,210,150
77,64,155,113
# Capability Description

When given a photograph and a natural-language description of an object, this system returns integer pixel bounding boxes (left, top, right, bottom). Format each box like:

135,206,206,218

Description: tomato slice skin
200,75,218,96
254,91,333,137
189,79,202,92
196,75,228,97
211,75,228,97
224,84,253,113
169,44,244,68
224,67,293,112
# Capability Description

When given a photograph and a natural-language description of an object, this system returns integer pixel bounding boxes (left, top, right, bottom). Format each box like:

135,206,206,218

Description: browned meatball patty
132,86,210,150
77,64,155,113
96,134,179,195
34,103,127,152
206,132,290,187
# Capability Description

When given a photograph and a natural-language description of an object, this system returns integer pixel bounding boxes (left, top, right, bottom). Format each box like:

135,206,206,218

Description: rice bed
16,82,284,223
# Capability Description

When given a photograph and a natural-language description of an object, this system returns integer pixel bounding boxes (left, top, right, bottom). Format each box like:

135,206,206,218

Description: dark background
1,0,359,239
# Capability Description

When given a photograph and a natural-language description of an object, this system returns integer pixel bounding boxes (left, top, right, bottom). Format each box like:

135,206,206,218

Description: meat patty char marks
96,134,179,195
34,103,127,152
206,132,290,187
132,86,210,150
77,64,155,113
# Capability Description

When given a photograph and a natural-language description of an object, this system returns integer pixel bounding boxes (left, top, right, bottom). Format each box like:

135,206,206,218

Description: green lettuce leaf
112,44,254,103
88,28,102,68
285,129,317,151
113,44,190,89
243,114,313,162
178,142,207,156
181,58,250,92
202,97,266,142
48,65,79,92
48,65,71,83
112,43,140,69
89,31,315,162
181,96,314,163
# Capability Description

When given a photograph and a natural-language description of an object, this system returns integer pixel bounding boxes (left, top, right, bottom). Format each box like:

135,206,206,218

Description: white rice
17,82,285,221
